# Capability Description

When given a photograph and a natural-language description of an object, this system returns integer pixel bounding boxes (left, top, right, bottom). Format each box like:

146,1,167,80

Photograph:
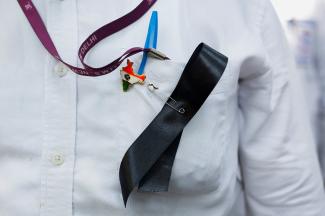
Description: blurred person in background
315,0,325,184
272,0,325,185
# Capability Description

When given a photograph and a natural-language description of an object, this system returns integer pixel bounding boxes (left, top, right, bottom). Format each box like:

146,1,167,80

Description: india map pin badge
120,59,146,92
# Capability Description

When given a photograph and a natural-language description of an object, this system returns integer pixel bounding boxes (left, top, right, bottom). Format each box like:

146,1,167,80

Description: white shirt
0,0,324,215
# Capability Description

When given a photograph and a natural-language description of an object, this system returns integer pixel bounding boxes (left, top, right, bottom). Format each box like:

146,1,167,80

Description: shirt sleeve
238,1,325,215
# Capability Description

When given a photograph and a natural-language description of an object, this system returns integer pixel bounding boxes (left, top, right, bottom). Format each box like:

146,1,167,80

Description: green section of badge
122,80,130,92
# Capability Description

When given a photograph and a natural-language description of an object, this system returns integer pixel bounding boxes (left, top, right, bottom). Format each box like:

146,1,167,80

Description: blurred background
271,0,325,182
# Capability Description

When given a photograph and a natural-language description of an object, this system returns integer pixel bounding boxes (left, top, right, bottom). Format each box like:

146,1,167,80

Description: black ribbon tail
119,43,228,206
138,132,182,192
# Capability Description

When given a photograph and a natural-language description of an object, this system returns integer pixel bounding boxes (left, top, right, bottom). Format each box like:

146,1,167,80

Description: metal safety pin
166,97,186,114
147,83,186,114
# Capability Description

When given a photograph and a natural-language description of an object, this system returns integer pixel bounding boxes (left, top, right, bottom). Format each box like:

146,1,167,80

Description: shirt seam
256,0,269,36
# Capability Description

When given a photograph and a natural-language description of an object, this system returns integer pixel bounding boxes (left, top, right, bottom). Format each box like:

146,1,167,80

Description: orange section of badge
122,59,146,82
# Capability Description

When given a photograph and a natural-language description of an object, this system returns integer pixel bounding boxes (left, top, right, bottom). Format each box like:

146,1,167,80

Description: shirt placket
40,0,78,215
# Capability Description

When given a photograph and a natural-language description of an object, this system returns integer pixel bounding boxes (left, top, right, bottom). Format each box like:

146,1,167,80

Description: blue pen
138,11,158,75
122,11,158,91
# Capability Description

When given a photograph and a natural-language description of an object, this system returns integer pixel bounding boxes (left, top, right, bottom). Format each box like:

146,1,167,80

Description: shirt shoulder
182,0,271,35
236,0,270,32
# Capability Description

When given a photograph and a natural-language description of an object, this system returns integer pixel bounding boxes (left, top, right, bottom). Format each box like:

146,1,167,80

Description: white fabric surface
0,0,324,215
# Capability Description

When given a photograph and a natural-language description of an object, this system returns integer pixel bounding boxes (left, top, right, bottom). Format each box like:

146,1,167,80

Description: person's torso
0,0,265,215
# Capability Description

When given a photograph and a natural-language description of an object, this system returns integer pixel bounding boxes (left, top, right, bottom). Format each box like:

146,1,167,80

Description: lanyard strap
17,0,158,77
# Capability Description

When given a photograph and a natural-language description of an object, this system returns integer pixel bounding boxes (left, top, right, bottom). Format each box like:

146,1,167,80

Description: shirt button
51,153,65,166
54,62,69,77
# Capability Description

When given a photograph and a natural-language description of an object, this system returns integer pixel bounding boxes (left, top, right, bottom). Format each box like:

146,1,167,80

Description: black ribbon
119,43,228,206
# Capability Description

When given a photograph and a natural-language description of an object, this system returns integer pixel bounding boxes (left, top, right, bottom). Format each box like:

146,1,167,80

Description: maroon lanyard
17,0,159,77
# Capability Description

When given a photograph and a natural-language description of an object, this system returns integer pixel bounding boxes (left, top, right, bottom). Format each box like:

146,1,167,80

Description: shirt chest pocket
141,58,231,98
126,58,229,194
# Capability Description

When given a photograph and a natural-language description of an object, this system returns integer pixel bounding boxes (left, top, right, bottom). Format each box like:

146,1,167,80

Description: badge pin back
120,59,146,92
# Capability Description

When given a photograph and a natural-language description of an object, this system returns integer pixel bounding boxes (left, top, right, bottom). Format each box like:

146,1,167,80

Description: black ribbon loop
119,43,228,206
